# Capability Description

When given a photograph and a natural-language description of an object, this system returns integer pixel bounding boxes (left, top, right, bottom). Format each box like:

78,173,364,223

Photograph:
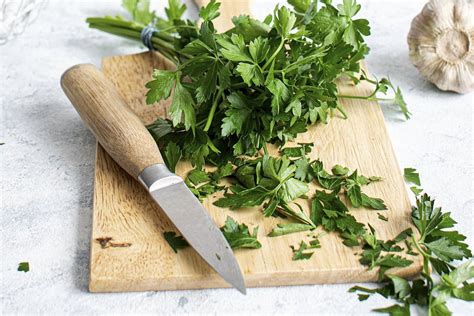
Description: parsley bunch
88,0,409,169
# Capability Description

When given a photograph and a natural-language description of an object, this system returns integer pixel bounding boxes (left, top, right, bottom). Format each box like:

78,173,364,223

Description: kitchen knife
61,64,246,294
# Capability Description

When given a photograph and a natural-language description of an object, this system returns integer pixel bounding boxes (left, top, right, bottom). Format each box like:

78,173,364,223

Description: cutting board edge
89,262,422,292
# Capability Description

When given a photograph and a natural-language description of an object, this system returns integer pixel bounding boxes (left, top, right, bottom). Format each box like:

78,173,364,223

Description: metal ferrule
138,164,183,192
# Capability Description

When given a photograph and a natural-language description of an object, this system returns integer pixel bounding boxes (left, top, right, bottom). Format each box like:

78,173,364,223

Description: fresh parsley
221,216,261,249
18,262,29,272
88,0,409,168
291,241,315,261
350,170,473,315
404,168,420,186
163,231,189,253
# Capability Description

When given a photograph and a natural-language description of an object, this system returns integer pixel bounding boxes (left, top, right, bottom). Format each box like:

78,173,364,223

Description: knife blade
139,164,246,293
60,64,246,294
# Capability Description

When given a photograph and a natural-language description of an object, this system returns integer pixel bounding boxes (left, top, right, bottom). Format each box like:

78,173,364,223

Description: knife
61,64,246,294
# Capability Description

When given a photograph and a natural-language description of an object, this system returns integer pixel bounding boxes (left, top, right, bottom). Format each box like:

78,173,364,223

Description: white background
1,0,473,314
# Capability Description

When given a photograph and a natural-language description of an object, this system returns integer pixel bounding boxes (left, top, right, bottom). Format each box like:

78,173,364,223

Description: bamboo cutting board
88,0,422,292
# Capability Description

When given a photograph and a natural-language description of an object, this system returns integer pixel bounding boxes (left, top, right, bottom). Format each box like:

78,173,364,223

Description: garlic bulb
407,0,473,94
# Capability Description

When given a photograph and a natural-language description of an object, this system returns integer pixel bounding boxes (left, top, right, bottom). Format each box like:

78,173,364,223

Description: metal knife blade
139,164,246,294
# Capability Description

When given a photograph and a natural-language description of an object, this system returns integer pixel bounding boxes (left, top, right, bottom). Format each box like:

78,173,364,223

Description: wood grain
88,1,422,292
61,64,163,178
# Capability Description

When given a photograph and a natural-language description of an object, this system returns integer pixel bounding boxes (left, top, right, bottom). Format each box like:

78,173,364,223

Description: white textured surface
1,0,473,314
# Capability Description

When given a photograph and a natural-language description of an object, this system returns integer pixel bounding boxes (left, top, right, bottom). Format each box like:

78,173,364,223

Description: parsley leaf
199,0,221,21
163,232,189,253
122,0,155,25
169,80,196,131
162,141,181,173
373,303,410,316
268,223,314,237
404,168,420,186
145,70,175,104
221,217,261,249
18,262,29,272
165,0,186,21
291,241,314,260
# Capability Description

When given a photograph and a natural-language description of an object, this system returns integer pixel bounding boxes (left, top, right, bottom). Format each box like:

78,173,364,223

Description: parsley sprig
350,169,473,315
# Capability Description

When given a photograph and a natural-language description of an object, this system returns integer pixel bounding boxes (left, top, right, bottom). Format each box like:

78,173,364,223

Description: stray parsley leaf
373,303,410,316
18,262,29,272
163,232,189,253
221,217,261,249
404,168,420,186
291,241,314,260
268,223,314,237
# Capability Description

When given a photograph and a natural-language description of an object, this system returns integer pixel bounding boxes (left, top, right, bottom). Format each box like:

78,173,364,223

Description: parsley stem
86,17,188,64
336,104,348,119
262,37,285,71
411,237,431,275
203,90,224,132
337,95,393,102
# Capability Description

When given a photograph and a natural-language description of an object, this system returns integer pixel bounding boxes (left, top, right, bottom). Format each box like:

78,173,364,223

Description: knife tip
234,281,247,295
238,287,247,295
228,271,247,295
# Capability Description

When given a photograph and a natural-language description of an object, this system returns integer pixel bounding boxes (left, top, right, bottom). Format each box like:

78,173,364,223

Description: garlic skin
407,0,473,94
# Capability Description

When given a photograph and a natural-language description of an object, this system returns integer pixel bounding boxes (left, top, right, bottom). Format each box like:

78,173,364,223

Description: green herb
309,236,322,249
373,303,410,316
163,231,189,253
411,193,472,273
88,0,409,168
18,262,29,272
122,0,155,25
214,154,313,226
291,241,314,260
341,72,411,120
410,186,423,196
378,213,388,222
221,216,261,249
312,161,386,210
162,141,182,173
404,168,420,186
356,225,413,280
268,223,314,237
311,189,366,238
280,143,314,158
350,171,473,315
185,163,232,201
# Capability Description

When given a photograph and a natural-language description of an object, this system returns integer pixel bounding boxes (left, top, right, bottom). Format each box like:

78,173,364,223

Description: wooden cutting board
88,0,422,292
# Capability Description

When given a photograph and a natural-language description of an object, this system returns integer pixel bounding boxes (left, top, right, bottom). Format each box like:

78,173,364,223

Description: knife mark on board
96,237,132,249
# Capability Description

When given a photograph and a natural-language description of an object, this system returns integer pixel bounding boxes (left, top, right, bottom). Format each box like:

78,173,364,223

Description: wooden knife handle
61,64,164,179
